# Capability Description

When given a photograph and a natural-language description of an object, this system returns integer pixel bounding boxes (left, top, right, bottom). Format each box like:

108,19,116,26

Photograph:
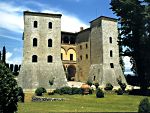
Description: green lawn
18,93,150,113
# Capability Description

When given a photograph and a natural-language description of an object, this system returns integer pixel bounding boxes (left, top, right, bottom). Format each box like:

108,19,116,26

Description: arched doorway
67,65,76,81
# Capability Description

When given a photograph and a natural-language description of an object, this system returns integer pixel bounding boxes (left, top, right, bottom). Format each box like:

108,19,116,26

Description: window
48,22,52,29
110,50,113,57
61,53,63,60
63,36,69,43
86,44,88,48
110,63,114,68
48,39,52,47
33,38,37,47
80,45,82,50
93,76,96,81
48,55,53,63
32,55,37,62
109,37,112,43
70,54,73,61
86,54,88,59
70,37,75,44
34,21,37,28
80,55,82,60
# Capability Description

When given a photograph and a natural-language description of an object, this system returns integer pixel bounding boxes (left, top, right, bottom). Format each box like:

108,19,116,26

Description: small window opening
48,39,52,47
80,55,82,60
33,38,37,47
34,21,37,28
61,53,63,60
93,76,96,81
110,63,114,68
80,45,82,50
86,54,88,59
70,54,73,61
109,37,112,43
48,55,53,63
86,44,88,48
32,55,37,62
48,22,52,29
110,50,113,57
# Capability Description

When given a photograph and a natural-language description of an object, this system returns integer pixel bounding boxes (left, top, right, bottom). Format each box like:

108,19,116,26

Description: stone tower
18,11,68,91
89,16,126,86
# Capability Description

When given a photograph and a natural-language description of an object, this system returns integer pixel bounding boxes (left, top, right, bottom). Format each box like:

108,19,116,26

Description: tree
0,63,18,113
138,98,150,113
2,46,6,63
110,0,150,89
0,51,1,61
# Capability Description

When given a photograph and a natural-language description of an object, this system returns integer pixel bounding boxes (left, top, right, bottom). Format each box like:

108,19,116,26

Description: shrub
35,87,47,96
72,87,82,94
94,82,99,89
116,88,123,95
54,87,82,95
120,83,126,91
138,98,150,113
96,88,104,98
17,87,25,102
86,80,93,86
104,83,113,90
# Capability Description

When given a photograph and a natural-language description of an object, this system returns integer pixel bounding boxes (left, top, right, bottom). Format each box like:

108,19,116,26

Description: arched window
70,54,73,61
110,50,113,57
32,55,37,62
33,38,37,47
109,37,112,43
34,21,38,28
48,22,52,29
48,39,52,47
48,55,53,63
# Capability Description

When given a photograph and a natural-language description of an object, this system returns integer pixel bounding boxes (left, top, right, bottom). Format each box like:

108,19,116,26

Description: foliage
54,87,82,95
116,88,123,95
86,80,93,86
110,0,150,89
117,77,126,91
17,87,24,102
96,88,104,98
49,78,54,86
2,46,6,63
138,98,150,113
94,82,99,89
35,87,47,96
0,51,1,61
0,62,18,113
104,83,113,90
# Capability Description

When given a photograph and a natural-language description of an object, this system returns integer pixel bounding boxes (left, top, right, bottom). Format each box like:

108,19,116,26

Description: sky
0,0,133,74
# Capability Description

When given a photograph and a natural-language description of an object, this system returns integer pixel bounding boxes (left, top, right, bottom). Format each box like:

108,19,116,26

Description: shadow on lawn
129,89,150,96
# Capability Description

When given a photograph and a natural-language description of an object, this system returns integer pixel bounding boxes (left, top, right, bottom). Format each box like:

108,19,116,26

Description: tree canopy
110,0,150,89
0,63,18,113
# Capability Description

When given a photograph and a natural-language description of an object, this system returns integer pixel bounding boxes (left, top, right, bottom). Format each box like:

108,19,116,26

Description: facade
19,11,126,90
18,11,68,91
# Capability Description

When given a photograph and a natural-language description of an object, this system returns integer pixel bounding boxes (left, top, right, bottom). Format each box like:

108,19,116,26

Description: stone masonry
18,11,68,91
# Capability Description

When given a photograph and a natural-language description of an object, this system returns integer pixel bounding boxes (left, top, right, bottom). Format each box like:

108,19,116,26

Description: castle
18,11,126,91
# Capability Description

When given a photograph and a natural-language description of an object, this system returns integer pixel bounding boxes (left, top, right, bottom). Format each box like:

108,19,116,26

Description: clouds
0,1,88,33
123,56,133,75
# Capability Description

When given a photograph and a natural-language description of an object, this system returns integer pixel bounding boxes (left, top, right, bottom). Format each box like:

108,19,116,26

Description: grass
18,92,150,113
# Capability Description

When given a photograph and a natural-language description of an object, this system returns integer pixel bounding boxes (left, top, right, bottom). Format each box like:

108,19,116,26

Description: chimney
80,27,84,31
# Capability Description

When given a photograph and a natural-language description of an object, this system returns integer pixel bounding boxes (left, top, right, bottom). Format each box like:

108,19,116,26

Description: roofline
77,28,91,34
61,31,77,35
90,16,117,23
24,11,62,17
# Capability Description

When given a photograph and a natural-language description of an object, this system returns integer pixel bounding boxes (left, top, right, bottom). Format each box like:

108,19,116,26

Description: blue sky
0,0,132,74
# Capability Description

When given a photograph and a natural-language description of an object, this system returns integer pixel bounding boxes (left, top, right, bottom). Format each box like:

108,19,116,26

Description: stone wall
18,11,68,90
